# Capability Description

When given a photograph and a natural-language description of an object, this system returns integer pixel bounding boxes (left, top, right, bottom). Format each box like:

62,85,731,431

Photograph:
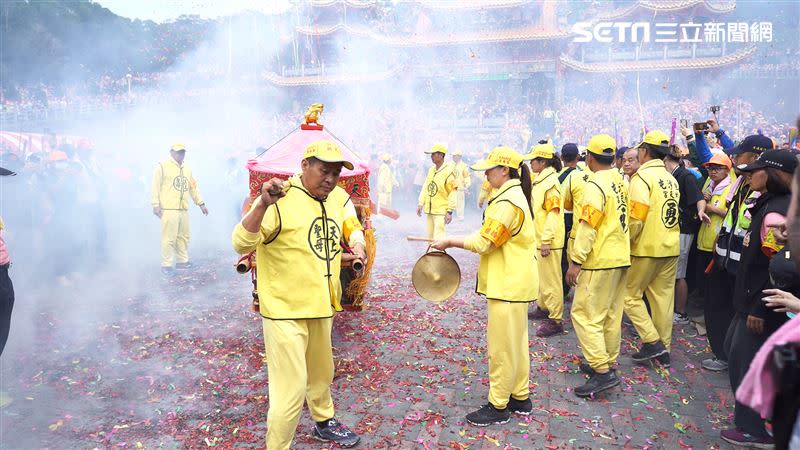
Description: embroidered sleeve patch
479,218,511,247
580,204,604,229
629,200,650,221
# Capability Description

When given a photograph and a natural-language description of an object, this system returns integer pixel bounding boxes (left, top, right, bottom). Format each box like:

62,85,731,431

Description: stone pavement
0,218,738,449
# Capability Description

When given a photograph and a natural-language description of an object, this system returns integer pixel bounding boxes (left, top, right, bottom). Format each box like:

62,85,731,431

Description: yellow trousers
537,249,564,321
570,268,626,372
426,214,446,240
487,300,530,408
455,191,466,220
623,256,678,351
160,209,190,267
566,237,574,261
262,318,335,450
378,190,392,210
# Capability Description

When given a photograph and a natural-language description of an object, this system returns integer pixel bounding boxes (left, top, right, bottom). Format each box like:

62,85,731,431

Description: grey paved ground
0,217,737,449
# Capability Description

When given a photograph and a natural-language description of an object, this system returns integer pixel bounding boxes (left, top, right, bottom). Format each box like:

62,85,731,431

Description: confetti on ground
0,220,735,448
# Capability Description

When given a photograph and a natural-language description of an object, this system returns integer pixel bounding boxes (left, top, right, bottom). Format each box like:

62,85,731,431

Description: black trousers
561,214,573,295
687,250,713,317
724,314,768,437
705,268,736,361
0,263,14,356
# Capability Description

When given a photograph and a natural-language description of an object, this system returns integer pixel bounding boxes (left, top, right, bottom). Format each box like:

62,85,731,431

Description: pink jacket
0,220,8,265
736,315,800,418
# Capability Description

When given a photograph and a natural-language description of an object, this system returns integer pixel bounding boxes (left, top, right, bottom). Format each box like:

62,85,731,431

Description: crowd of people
385,115,800,448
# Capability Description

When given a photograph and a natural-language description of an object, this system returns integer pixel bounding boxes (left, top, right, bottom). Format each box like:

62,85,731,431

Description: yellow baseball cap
425,143,448,155
304,140,354,170
171,143,186,152
470,146,527,171
527,142,554,160
451,148,463,156
636,130,670,150
586,134,617,156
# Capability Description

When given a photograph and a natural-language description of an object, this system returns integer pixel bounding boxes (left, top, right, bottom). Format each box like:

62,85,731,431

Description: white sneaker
673,313,690,325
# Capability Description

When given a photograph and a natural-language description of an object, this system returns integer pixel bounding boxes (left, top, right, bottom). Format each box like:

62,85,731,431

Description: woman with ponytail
432,146,538,427
527,142,567,337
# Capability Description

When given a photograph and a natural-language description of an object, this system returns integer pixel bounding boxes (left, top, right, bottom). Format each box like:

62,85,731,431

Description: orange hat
703,153,732,170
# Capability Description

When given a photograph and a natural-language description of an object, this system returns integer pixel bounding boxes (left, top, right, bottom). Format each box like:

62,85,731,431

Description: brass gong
411,248,461,302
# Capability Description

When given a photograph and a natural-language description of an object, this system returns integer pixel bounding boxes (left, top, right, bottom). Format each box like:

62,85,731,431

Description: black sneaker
574,370,620,398
507,396,532,416
161,267,175,276
312,419,360,448
631,341,668,362
175,262,193,270
465,403,510,426
655,353,671,368
578,361,596,376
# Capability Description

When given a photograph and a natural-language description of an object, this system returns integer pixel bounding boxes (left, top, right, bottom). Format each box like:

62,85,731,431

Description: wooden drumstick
406,236,435,242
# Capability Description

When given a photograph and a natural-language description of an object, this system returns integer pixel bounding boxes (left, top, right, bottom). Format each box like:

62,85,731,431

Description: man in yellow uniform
377,153,397,211
431,146,538,426
527,142,566,337
452,148,471,220
417,144,457,239
622,130,681,368
151,143,208,275
232,140,366,450
566,134,630,398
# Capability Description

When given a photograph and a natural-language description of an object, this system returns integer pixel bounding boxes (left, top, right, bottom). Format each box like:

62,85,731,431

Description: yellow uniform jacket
377,163,397,196
232,176,366,319
418,162,457,215
572,168,631,270
464,179,538,302
628,159,680,257
454,161,471,191
563,167,592,239
150,157,204,210
531,166,565,249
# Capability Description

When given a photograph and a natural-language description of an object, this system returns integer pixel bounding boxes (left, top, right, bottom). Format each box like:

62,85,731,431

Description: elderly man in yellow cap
566,134,630,398
151,143,208,275
451,148,471,220
417,143,457,239
622,130,682,368
232,140,366,449
377,153,398,211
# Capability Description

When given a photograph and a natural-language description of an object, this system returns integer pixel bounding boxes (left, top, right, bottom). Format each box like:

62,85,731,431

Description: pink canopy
246,125,371,201
246,126,369,176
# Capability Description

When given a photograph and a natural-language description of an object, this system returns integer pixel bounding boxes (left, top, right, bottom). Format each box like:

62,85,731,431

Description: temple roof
597,0,736,20
294,23,571,46
559,45,755,72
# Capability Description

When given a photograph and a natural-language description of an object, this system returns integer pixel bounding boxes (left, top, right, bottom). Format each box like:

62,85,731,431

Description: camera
710,105,720,114
693,122,709,133
680,119,688,129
